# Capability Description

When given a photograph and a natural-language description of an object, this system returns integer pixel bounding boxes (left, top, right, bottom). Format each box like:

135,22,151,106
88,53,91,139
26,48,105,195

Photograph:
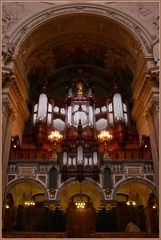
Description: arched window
103,167,112,189
49,168,57,189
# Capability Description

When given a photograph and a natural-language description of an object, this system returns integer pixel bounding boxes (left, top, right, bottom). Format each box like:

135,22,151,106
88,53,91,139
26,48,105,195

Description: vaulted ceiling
19,13,141,104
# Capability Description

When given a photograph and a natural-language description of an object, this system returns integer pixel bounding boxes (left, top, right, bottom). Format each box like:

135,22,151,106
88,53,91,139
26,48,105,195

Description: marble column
2,99,15,202
146,101,159,196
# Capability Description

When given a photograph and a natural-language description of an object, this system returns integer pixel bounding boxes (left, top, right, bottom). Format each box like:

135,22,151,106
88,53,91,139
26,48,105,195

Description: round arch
10,3,152,58
6,3,153,111
6,2,155,114
112,177,157,201
5,177,49,201
55,177,106,210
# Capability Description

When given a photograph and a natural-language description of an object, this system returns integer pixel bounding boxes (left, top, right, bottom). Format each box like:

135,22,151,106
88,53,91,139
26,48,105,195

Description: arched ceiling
8,182,44,206
18,13,142,103
59,181,102,210
116,181,153,206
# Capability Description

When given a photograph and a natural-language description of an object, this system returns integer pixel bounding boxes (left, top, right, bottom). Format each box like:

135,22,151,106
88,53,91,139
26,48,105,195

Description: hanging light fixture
98,130,112,142
126,198,136,206
48,130,63,142
126,184,137,206
75,201,86,208
48,130,63,160
75,183,86,209
98,130,112,160
24,183,35,206
24,199,35,206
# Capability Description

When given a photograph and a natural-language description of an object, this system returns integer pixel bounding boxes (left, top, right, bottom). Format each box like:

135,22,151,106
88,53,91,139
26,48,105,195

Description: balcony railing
9,148,152,161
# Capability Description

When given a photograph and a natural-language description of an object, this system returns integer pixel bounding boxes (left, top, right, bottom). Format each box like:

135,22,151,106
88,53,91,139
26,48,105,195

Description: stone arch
55,177,106,210
9,3,153,59
112,177,157,200
5,177,49,200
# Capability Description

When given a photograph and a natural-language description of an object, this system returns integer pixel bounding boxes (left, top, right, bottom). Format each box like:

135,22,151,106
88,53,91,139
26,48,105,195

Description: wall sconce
11,135,20,151
5,203,9,209
152,204,157,209
141,135,150,150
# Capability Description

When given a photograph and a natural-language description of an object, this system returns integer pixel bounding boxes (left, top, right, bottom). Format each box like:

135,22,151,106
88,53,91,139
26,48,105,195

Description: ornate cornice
6,3,153,58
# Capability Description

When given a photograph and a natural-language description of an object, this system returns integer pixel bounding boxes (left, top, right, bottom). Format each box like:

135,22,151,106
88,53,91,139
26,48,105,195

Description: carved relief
2,4,13,31
128,2,159,34
4,3,152,60
151,38,159,64
146,102,159,121
2,2,32,34
2,32,15,65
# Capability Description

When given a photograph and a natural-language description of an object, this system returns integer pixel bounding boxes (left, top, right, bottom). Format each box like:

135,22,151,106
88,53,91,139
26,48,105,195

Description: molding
6,3,154,58
112,176,156,200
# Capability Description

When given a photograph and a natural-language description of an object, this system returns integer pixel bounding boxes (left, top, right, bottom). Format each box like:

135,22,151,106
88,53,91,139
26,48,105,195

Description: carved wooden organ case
10,70,151,183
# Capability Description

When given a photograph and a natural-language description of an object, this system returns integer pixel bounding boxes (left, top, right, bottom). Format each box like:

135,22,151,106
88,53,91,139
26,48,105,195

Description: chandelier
75,183,86,209
48,130,63,142
75,201,85,208
98,130,112,160
48,130,63,160
126,199,136,206
98,130,112,142
23,184,35,206
24,200,35,206
126,184,137,206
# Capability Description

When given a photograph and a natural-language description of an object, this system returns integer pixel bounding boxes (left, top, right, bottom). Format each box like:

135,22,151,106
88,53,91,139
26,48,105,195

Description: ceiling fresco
27,42,134,105
22,13,138,108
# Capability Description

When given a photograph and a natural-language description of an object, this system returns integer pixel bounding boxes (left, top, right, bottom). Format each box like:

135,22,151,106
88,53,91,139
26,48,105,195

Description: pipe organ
10,69,151,182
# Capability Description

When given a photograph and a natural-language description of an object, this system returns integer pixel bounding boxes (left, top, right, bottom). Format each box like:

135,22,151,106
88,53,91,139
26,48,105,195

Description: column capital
145,71,159,87
145,101,159,121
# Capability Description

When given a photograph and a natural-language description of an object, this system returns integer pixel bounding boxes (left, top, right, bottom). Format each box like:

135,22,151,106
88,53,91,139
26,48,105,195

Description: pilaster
145,101,159,196
2,99,15,201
